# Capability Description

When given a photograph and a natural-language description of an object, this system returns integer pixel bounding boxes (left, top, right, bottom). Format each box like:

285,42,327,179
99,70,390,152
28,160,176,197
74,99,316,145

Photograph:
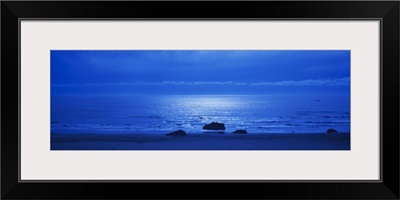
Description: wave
127,115,162,119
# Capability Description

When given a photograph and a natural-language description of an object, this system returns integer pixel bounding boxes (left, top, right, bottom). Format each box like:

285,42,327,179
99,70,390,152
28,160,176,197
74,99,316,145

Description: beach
51,132,350,150
50,51,351,151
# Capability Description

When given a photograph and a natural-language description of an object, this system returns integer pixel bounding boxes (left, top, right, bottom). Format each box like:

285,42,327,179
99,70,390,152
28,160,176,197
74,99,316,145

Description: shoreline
51,132,350,150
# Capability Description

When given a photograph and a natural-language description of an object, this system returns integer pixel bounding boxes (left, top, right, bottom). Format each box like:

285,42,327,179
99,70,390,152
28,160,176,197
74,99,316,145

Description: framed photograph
2,1,399,199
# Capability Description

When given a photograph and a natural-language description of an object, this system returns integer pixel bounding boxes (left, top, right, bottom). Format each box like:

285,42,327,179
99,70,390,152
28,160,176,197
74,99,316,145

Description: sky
51,50,350,95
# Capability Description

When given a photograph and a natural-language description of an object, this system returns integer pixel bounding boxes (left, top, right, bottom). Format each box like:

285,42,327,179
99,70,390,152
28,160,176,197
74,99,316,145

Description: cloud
52,81,240,87
52,77,349,87
85,81,244,86
250,77,350,86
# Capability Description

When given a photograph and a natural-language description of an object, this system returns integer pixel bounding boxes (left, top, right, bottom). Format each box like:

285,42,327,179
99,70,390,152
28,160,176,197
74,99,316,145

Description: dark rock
327,129,338,133
217,131,225,134
166,130,187,136
233,129,247,134
203,122,226,130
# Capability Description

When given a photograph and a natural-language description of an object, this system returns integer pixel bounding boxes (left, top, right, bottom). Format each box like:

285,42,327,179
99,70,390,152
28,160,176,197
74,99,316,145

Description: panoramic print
51,50,350,150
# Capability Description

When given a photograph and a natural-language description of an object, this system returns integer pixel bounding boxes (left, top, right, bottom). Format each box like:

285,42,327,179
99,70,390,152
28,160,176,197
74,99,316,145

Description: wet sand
51,132,350,150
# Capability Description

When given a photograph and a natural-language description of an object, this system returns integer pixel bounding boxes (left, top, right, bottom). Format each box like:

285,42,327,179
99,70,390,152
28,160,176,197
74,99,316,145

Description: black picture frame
2,1,399,199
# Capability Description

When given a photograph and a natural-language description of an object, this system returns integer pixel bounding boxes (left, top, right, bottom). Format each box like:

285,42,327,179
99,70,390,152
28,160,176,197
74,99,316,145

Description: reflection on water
51,95,350,134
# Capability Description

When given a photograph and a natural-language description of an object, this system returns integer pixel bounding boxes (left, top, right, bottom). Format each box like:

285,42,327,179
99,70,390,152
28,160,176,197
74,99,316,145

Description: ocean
51,95,350,134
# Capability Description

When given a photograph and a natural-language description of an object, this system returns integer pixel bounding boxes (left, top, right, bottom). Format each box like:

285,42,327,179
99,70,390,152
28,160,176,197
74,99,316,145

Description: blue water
51,95,350,134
